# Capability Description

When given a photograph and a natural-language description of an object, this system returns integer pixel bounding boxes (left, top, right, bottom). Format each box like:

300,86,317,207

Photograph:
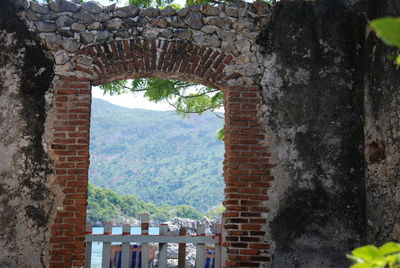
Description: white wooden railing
84,214,225,268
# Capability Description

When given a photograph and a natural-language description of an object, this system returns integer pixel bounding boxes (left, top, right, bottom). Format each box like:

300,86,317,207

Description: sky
92,86,175,111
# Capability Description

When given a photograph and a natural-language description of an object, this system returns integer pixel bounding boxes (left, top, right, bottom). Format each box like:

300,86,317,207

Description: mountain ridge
89,98,225,211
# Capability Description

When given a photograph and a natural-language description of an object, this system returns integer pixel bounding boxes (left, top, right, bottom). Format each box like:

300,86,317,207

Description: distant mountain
89,98,224,212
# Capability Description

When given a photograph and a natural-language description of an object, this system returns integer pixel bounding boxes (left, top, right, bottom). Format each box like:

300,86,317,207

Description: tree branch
175,89,220,99
166,99,223,116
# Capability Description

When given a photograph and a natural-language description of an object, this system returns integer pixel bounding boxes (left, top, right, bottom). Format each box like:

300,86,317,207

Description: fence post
214,224,222,268
85,221,93,268
102,222,112,268
121,223,131,268
140,214,149,268
178,227,187,268
158,224,168,268
196,224,206,268
221,216,227,267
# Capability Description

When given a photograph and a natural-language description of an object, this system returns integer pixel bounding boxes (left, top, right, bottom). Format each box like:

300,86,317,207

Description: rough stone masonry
0,0,399,267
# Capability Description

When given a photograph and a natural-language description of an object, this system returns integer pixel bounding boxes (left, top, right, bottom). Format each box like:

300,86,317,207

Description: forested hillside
89,98,224,211
87,183,204,223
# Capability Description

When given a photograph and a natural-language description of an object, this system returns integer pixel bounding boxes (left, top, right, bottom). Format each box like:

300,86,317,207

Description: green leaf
217,127,224,141
378,242,400,256
396,54,400,65
386,254,400,267
370,17,400,48
347,253,365,263
349,263,374,268
352,245,380,262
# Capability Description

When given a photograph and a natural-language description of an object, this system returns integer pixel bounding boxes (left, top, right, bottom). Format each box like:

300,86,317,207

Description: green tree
87,183,205,222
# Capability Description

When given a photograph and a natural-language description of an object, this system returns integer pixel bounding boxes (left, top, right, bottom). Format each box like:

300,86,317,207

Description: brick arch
83,38,234,89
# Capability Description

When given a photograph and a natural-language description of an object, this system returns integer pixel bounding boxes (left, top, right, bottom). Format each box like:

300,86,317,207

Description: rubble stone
35,21,56,32
55,15,74,27
61,38,80,52
30,1,49,14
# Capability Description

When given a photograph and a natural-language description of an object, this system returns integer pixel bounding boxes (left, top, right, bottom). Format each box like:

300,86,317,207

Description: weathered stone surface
204,17,231,29
14,0,29,9
363,0,400,245
114,5,140,18
185,13,203,29
49,0,60,12
80,32,95,44
170,17,187,28
55,15,74,27
106,18,122,30
161,6,176,16
177,7,189,17
35,21,56,32
142,28,159,39
252,0,270,15
45,33,62,50
217,30,236,42
54,50,70,64
96,30,112,41
0,2,54,267
30,1,49,14
201,25,218,34
193,34,220,47
82,1,102,14
160,29,173,38
87,21,102,30
258,2,366,267
135,17,147,27
25,10,40,21
59,29,74,37
97,12,110,22
174,29,192,40
188,5,200,13
142,7,159,17
61,38,80,52
71,22,86,31
235,55,250,64
122,18,136,28
225,6,238,17
53,0,80,12
201,4,219,16
115,30,129,38
151,18,168,28
234,39,250,53
40,13,58,21
73,11,96,24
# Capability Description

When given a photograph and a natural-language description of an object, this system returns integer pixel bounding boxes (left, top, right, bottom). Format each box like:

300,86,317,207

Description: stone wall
257,1,366,266
0,0,399,267
0,0,55,266
363,0,400,245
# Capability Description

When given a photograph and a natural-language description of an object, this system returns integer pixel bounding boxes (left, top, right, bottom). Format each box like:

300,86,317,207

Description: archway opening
86,75,226,267
49,36,270,268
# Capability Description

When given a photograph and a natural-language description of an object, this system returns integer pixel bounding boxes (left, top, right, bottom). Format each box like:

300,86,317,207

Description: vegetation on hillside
87,183,204,223
89,98,224,212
